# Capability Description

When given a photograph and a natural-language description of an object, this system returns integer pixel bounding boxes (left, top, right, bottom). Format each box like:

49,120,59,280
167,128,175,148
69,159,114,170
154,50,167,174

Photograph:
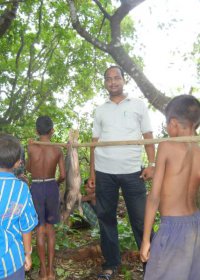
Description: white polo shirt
92,97,152,174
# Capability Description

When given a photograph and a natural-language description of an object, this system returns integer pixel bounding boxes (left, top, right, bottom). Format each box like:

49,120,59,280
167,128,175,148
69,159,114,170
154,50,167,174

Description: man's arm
88,137,99,188
57,149,66,185
140,142,167,262
141,132,155,180
82,193,95,202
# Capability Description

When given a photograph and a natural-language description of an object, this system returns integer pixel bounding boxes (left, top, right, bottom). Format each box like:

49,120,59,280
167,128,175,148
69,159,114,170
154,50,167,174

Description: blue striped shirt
0,172,38,279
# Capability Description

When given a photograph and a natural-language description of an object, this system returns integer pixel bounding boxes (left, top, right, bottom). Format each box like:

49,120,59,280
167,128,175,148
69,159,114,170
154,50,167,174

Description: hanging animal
63,129,82,221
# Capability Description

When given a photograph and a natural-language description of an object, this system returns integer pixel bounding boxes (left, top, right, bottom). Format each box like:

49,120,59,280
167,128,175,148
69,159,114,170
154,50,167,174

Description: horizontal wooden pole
31,135,200,148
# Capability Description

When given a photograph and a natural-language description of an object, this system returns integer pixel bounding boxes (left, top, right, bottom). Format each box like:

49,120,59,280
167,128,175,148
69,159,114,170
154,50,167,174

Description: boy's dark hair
36,116,53,135
0,134,21,169
165,95,200,128
104,65,125,79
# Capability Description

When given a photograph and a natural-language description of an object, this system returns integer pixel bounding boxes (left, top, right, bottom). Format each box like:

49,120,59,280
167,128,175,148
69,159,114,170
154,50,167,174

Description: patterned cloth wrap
81,202,99,228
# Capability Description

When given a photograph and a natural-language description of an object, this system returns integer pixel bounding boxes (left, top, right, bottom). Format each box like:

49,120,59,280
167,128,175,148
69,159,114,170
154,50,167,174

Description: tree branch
0,0,24,5
114,0,145,23
12,32,25,92
92,0,111,20
67,0,108,52
27,0,43,83
110,0,145,45
0,0,19,37
67,0,170,112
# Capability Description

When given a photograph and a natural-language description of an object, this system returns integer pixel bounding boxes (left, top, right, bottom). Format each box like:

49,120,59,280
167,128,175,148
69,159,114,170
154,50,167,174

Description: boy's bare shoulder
158,141,172,151
27,143,40,152
28,143,64,156
158,140,194,149
158,141,200,161
53,145,63,152
157,141,183,158
49,145,64,157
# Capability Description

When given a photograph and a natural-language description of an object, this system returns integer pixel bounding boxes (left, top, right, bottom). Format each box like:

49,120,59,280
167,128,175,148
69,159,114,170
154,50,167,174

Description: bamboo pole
31,135,200,148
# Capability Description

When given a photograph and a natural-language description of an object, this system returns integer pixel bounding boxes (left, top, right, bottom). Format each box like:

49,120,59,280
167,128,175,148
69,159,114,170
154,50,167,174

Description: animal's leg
78,193,83,216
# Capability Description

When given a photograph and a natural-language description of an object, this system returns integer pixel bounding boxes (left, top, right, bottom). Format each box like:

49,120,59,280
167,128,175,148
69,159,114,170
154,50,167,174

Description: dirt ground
26,197,144,279
27,253,143,280
26,231,144,280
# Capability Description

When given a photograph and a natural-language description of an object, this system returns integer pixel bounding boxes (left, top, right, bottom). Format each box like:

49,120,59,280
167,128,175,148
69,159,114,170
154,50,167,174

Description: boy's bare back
155,141,200,216
140,95,200,269
26,143,65,180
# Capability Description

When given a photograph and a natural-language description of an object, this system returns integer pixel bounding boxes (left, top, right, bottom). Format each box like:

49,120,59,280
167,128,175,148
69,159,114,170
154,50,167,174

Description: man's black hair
36,116,53,135
104,65,125,79
0,134,21,169
165,95,200,128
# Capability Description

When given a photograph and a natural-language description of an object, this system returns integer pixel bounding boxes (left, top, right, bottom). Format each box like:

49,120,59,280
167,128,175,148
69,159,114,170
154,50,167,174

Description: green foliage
31,249,40,268
0,0,147,153
118,217,138,252
56,267,71,279
121,265,133,280
0,0,114,139
54,222,90,249
30,232,40,269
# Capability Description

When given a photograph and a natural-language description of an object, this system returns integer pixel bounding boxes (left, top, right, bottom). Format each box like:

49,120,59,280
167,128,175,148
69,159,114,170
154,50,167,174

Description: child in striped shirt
0,134,38,280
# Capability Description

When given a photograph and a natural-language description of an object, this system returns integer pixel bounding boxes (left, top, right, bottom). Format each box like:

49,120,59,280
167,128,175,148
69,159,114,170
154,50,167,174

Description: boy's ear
13,159,21,169
170,118,178,127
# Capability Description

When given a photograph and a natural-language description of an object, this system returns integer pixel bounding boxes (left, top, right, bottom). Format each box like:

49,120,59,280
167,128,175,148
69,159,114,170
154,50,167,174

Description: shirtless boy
26,116,65,280
140,95,200,280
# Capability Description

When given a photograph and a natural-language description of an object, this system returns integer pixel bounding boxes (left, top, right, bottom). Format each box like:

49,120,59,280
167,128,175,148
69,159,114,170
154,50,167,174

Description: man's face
104,68,125,97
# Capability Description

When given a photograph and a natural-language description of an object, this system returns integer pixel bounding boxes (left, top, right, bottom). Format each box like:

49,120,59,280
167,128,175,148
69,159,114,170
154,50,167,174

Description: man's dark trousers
95,170,146,270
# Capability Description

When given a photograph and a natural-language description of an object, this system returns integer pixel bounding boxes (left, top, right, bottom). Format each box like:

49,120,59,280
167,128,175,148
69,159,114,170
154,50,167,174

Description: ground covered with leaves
26,229,143,280
26,197,144,280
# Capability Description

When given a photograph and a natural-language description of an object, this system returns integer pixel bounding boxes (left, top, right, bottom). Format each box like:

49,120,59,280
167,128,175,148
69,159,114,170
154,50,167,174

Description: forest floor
26,196,144,280
26,227,144,280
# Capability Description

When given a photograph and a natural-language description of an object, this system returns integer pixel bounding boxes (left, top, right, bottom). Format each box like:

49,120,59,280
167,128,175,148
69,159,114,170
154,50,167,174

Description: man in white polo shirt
89,65,155,280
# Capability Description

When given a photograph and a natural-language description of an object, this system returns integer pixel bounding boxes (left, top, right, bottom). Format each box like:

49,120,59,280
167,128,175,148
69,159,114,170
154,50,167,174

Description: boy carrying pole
140,95,200,280
0,134,38,280
26,116,65,280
